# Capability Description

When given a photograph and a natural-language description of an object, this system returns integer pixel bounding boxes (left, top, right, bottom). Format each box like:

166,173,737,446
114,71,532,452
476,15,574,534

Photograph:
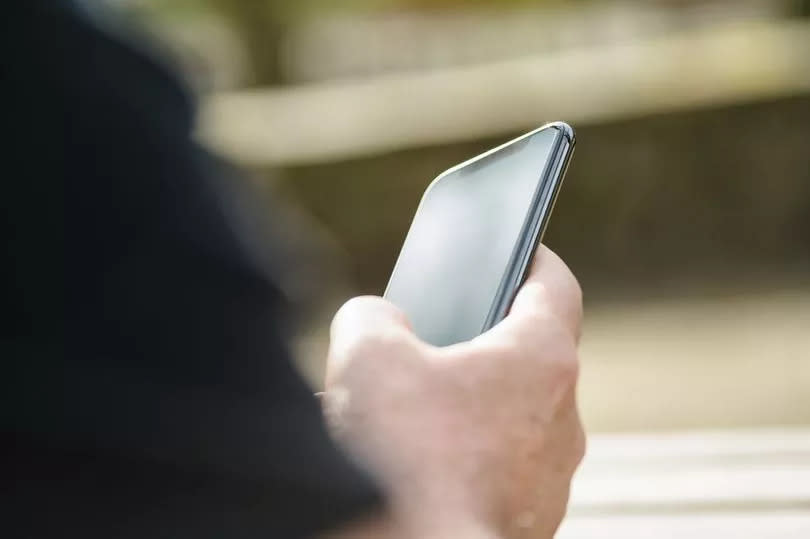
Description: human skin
323,245,585,539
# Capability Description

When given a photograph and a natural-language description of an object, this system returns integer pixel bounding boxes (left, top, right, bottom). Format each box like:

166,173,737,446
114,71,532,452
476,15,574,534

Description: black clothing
3,2,381,537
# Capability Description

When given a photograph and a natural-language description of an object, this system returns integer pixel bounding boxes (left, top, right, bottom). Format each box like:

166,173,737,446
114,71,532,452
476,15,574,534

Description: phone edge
481,121,576,331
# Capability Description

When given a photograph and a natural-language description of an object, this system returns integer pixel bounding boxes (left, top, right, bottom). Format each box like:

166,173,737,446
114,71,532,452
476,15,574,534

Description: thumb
507,244,583,342
327,296,413,377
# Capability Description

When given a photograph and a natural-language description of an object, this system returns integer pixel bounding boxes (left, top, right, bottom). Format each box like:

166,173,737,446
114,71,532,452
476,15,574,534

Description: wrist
407,518,501,539
322,508,501,539
390,494,502,539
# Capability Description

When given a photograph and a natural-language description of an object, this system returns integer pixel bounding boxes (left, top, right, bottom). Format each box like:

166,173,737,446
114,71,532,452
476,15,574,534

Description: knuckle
520,283,582,343
328,327,416,387
570,278,584,322
334,295,379,320
559,272,584,336
548,342,580,387
343,327,410,359
496,314,581,379
566,270,583,306
517,308,562,345
335,295,364,314
572,422,587,467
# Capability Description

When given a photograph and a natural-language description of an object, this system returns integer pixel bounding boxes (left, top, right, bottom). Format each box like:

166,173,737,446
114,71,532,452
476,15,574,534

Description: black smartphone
384,121,575,347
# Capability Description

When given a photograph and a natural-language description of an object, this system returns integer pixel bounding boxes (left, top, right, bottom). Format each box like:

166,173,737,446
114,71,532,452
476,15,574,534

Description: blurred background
117,0,808,535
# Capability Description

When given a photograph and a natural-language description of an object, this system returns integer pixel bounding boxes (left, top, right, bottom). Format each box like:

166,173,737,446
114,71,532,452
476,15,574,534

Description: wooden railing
198,19,810,166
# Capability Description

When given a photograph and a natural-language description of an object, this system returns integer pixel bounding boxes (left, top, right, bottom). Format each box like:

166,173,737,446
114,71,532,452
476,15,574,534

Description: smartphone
383,121,575,347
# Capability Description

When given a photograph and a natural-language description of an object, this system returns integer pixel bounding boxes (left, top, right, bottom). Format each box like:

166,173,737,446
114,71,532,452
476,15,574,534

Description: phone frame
384,121,576,336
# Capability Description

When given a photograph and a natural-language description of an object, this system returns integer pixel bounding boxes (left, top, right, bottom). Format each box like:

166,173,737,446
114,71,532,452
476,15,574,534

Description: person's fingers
327,296,414,376
504,244,583,342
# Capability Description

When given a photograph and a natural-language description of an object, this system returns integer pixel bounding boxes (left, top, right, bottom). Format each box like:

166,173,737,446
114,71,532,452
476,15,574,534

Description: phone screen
385,126,562,346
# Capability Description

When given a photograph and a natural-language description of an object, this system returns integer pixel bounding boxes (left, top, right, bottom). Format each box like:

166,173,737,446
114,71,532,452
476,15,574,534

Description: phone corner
548,121,576,146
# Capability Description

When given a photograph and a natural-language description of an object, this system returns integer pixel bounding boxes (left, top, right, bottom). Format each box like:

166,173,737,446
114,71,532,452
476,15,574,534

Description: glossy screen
385,127,559,346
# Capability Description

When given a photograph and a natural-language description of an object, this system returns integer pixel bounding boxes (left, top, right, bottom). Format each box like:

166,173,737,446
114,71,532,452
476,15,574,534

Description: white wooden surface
560,512,810,539
558,428,810,538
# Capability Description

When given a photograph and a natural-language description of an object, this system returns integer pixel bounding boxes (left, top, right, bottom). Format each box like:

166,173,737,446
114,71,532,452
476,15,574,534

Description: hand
323,245,585,539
